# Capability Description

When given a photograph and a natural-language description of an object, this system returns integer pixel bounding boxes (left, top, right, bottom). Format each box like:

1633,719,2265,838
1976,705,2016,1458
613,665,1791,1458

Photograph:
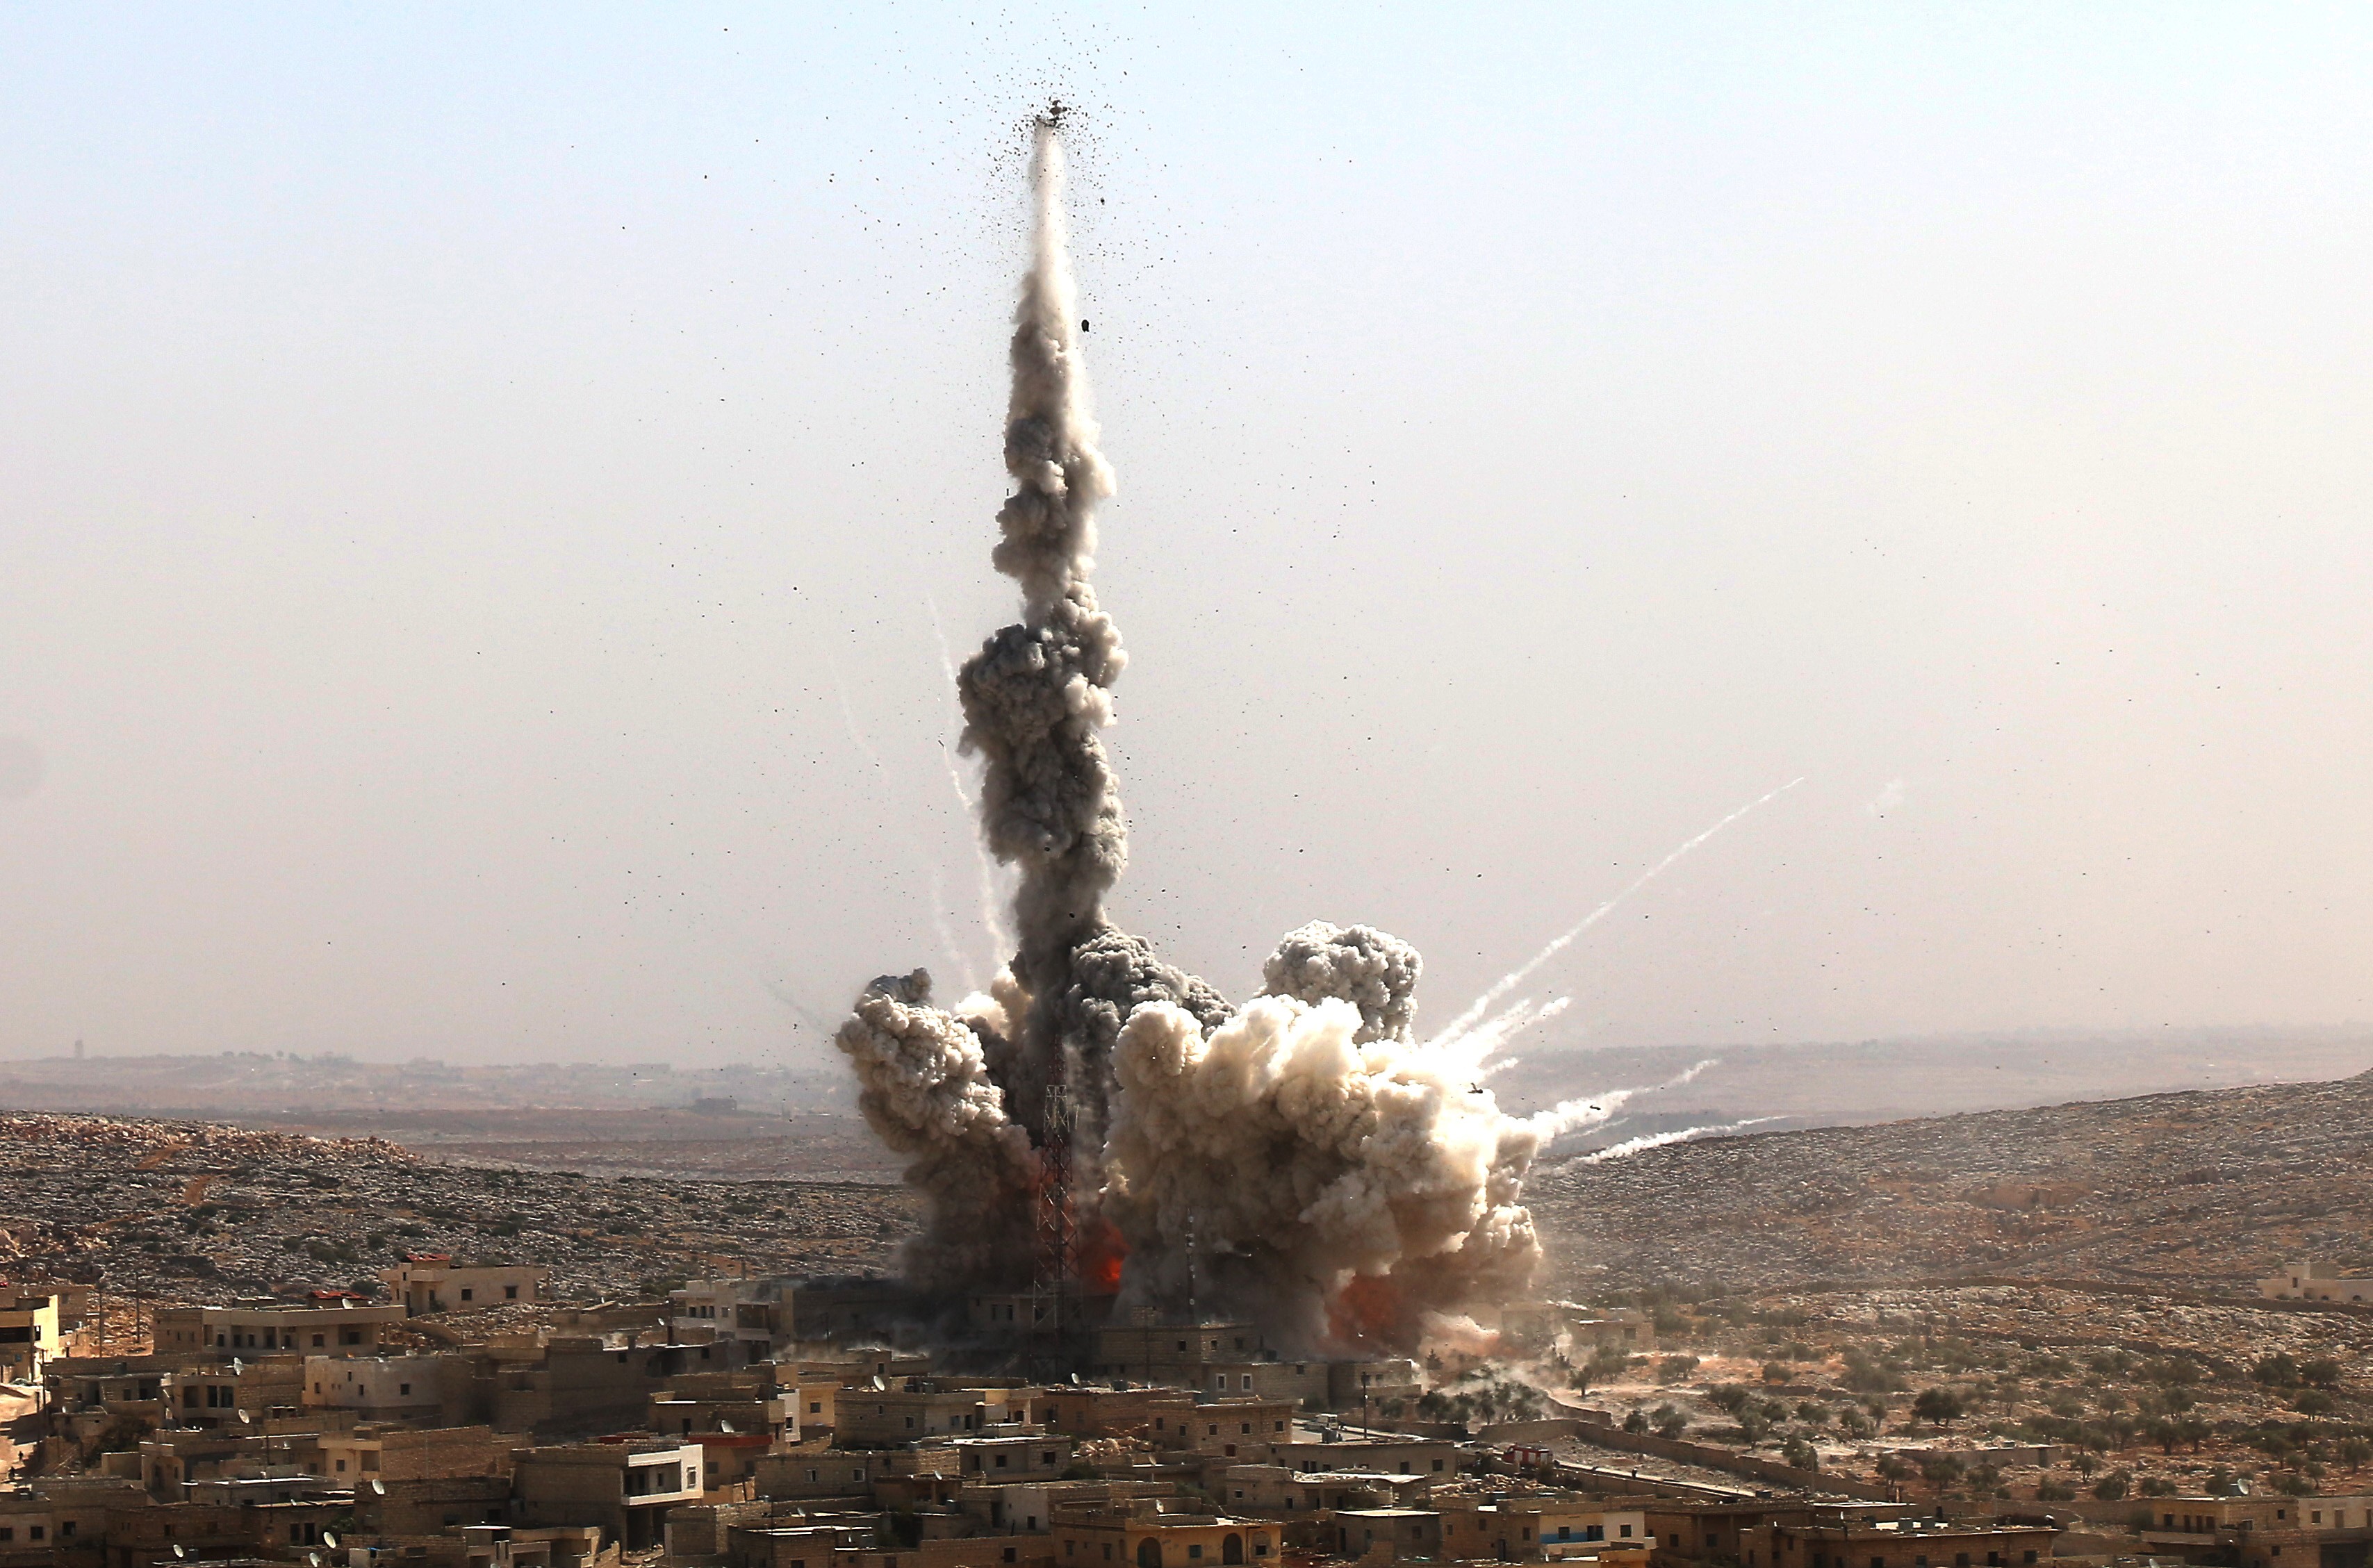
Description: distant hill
1493,1024,2373,1156
1525,1067,2373,1297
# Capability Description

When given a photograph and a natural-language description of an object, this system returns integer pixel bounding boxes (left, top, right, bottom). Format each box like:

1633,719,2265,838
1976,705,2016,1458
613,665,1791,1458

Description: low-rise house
1333,1508,1443,1561
512,1439,707,1551
383,1257,553,1315
0,1289,64,1382
1742,1515,2060,1568
2258,1261,2373,1303
154,1301,407,1360
837,1386,1037,1447
1053,1500,1277,1568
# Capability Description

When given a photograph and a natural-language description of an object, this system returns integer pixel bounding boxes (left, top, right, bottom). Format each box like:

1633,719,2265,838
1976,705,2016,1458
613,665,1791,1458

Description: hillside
0,1112,909,1303
1527,1068,2373,1296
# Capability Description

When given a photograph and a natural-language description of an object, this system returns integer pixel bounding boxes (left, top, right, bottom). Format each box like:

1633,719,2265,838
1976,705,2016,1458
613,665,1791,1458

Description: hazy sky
3,5,2370,1071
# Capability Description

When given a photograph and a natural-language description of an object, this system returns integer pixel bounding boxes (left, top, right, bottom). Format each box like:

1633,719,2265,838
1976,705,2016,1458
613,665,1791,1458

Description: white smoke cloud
1575,1115,1779,1164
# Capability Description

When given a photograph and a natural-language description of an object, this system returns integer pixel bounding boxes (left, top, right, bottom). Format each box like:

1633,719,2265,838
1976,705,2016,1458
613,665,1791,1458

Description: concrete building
316,1424,509,1485
302,1353,448,1415
153,1301,407,1359
1054,1501,1276,1568
383,1256,554,1315
837,1386,1037,1447
512,1440,706,1551
671,1276,795,1354
1650,1501,1912,1568
1286,1436,1456,1477
2259,1261,2373,1303
1334,1508,1443,1561
1039,1387,1198,1439
1742,1515,2060,1568
0,1289,63,1382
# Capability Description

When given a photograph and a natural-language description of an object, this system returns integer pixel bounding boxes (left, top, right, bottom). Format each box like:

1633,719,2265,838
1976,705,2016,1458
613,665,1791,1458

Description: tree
2253,1353,2302,1389
1652,1404,1691,1439
1623,1410,1649,1435
1781,1435,1821,1471
1913,1388,1966,1426
2092,1471,2130,1502
2300,1358,2342,1389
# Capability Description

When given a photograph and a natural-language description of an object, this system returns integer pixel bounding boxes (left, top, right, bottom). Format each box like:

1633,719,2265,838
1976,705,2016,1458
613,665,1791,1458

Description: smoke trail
829,652,978,993
928,594,1015,971
1575,1115,1779,1164
1521,1056,1717,1144
1433,778,1805,1047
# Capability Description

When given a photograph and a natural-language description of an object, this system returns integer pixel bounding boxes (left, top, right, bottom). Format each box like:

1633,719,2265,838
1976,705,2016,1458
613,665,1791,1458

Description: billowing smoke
832,115,1579,1348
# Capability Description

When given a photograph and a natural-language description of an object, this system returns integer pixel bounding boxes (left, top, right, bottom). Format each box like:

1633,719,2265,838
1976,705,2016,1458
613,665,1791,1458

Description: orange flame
1327,1272,1404,1350
1076,1218,1128,1296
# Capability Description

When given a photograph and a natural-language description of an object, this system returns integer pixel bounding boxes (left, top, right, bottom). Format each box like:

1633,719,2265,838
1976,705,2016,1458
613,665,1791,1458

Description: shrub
2093,1470,2130,1501
2254,1353,2302,1389
1914,1388,1966,1425
2035,1480,2076,1502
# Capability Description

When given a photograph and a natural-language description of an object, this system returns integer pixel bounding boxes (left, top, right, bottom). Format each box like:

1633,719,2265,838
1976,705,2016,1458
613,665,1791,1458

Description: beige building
513,1440,705,1551
384,1257,554,1314
1743,1515,2059,1568
836,1385,1036,1446
302,1353,449,1415
1055,1501,1277,1568
2259,1260,2373,1303
154,1300,407,1359
0,1291,63,1382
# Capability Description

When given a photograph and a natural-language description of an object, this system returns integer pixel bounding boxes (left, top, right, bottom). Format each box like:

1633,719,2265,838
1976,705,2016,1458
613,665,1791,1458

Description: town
4,1232,2370,1568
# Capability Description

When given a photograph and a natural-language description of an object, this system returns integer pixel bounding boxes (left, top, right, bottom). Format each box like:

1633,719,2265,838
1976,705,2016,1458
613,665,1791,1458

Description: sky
2,4,2370,1071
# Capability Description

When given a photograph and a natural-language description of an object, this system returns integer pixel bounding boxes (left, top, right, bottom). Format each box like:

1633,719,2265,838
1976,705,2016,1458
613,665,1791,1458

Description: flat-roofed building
154,1301,407,1360
381,1256,552,1315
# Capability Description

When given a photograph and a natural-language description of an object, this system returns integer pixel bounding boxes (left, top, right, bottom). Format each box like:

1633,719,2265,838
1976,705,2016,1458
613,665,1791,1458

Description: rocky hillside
1527,1068,2373,1296
0,1112,910,1303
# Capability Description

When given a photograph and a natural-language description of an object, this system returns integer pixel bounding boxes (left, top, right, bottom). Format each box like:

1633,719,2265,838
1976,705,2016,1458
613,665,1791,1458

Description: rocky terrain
1529,1068,2373,1296
0,1112,910,1303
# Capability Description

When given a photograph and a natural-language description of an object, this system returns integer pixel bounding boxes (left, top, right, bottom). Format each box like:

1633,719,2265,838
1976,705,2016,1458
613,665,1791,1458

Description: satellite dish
309,1553,322,1566
370,1478,386,1496
322,1532,339,1549
871,1375,887,1391
719,1420,735,1434
172,1546,186,1560
1069,1372,1082,1385
237,1410,253,1424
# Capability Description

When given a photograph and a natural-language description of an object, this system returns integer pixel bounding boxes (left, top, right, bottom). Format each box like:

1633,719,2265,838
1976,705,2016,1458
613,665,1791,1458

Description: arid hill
1527,1068,2373,1296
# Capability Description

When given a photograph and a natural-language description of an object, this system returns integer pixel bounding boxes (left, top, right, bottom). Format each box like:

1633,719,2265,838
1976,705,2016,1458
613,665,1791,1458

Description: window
336,1460,347,1474
313,1334,325,1348
1241,1377,1252,1392
399,1383,412,1396
505,1285,520,1299
0,1528,13,1542
811,1402,823,1414
461,1288,474,1302
1190,1549,1204,1560
28,1528,42,1542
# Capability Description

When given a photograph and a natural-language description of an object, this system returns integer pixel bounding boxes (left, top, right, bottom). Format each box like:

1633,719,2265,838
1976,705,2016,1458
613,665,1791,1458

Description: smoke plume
833,115,1632,1349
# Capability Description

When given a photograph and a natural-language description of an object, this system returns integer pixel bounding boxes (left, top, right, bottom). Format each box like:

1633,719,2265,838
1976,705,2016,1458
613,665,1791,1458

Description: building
1334,1508,1443,1561
1439,1494,1654,1562
2137,1492,2373,1568
1039,1387,1198,1439
512,1440,707,1551
671,1277,795,1355
383,1257,554,1315
1054,1501,1277,1568
153,1301,407,1360
2259,1261,2373,1303
836,1385,1037,1447
302,1353,450,1415
316,1424,510,1485
1742,1515,2060,1568
1650,1501,1913,1568
0,1289,63,1382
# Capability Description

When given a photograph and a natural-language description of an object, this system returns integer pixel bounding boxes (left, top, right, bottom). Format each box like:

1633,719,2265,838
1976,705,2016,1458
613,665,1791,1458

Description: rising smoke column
831,113,1632,1351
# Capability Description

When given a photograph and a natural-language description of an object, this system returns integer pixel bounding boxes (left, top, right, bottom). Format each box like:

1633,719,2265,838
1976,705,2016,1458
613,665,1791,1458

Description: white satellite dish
323,1532,340,1549
370,1478,386,1496
719,1420,736,1434
172,1547,186,1560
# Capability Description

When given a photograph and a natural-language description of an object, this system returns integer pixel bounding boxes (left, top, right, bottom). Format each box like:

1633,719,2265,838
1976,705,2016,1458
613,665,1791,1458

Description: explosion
834,117,1586,1351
